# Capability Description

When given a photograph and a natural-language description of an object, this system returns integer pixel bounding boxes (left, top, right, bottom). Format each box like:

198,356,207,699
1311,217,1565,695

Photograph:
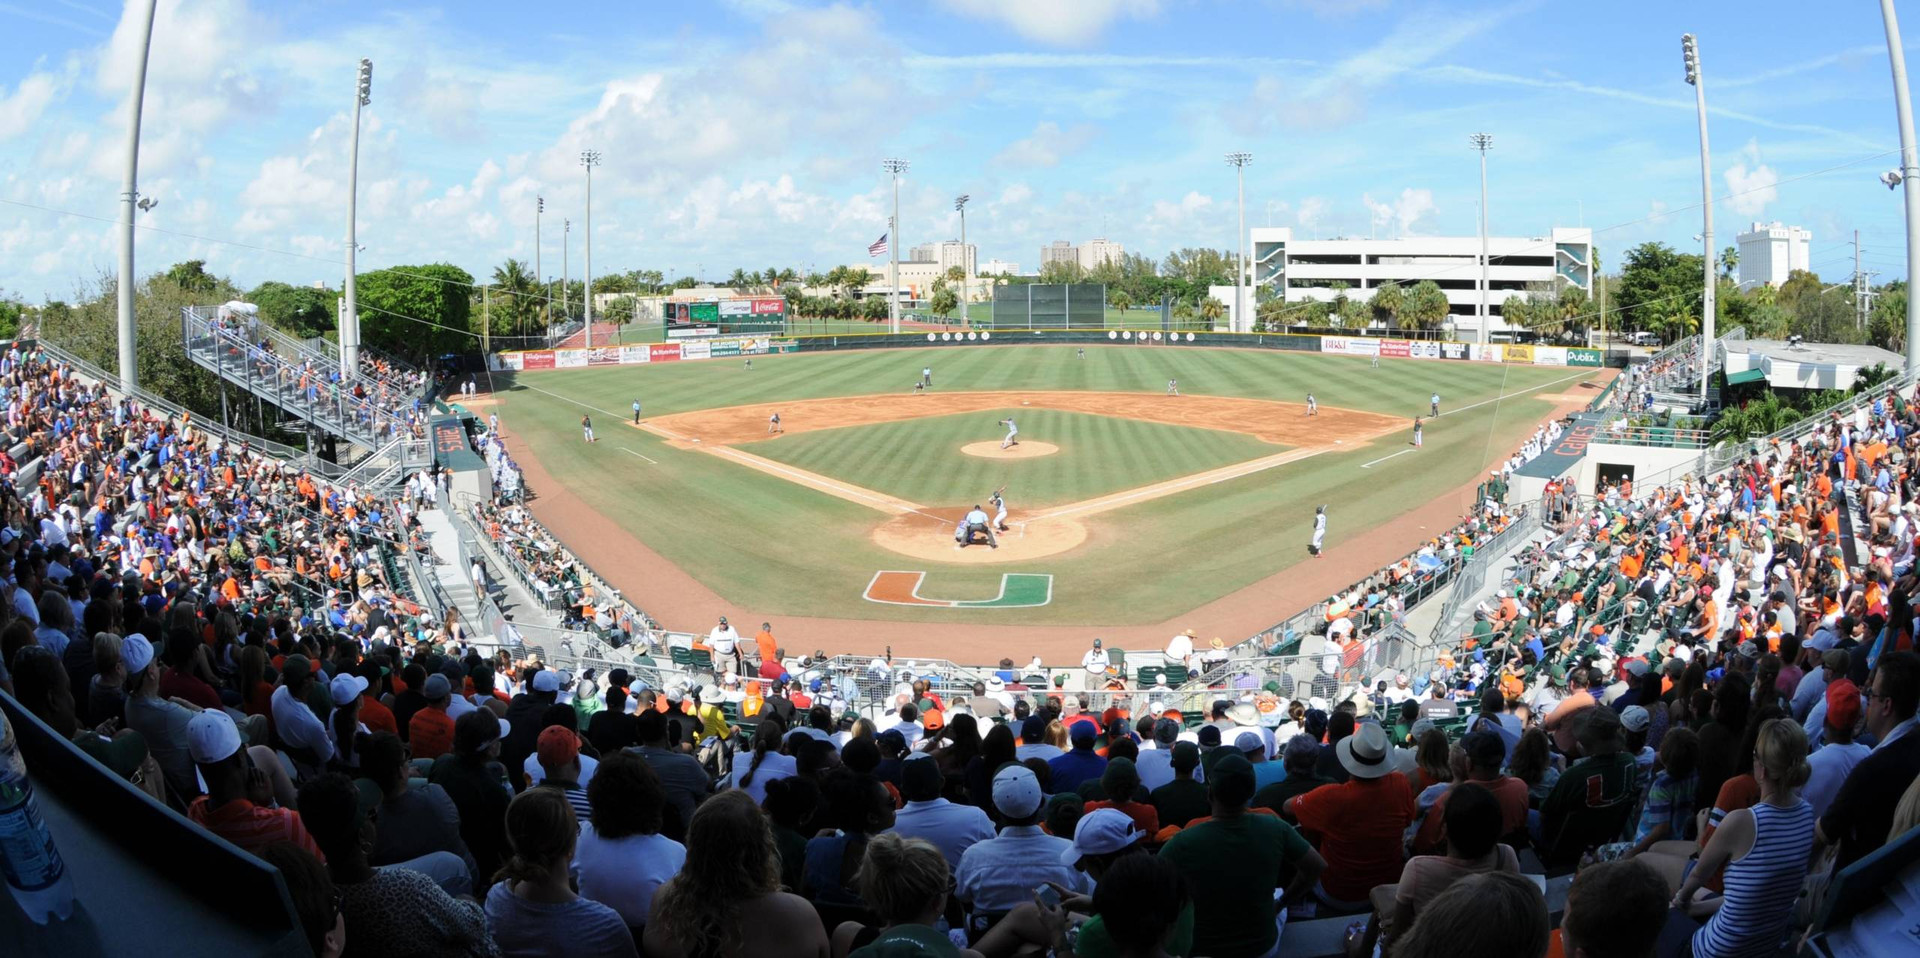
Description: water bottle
0,710,75,923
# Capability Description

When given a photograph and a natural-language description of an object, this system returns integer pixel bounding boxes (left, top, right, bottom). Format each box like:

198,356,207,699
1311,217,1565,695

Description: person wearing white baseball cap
185,710,318,858
122,631,205,799
953,764,1092,923
329,673,372,769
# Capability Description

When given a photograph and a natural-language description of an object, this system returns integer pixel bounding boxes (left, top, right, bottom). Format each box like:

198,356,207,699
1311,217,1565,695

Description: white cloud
0,72,61,140
993,121,1097,168
938,0,1159,46
1147,191,1215,230
1296,197,1331,232
1724,140,1778,218
1362,189,1437,238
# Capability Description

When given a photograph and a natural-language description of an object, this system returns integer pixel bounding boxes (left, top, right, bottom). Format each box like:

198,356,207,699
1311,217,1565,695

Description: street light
1682,33,1716,402
883,158,909,334
115,0,157,392
1226,152,1252,333
1471,133,1492,346
1880,0,1920,373
581,150,600,349
341,57,373,380
955,194,970,327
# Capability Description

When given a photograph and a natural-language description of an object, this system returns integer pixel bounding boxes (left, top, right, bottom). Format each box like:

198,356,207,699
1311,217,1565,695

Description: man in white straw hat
1284,722,1415,910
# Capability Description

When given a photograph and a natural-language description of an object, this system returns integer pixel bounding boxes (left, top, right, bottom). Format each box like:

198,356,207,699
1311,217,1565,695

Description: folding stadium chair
1163,665,1189,685
689,648,714,672
1135,665,1163,688
670,646,694,669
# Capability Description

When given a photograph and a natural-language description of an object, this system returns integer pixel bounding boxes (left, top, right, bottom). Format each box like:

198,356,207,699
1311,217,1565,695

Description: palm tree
1720,246,1739,282
1199,296,1226,328
1371,282,1404,328
1403,280,1450,330
1111,290,1132,313
491,258,539,338
727,267,751,289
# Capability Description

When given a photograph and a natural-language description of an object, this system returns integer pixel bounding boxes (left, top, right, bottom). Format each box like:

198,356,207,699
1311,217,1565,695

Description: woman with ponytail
727,715,796,805
483,788,637,958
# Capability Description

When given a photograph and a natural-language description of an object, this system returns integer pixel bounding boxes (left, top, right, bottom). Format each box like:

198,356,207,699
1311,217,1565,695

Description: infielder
999,417,1019,449
1412,416,1424,447
768,412,783,434
1306,393,1318,417
989,486,1010,531
1309,505,1327,557
1166,379,1179,396
581,415,595,443
1430,392,1441,417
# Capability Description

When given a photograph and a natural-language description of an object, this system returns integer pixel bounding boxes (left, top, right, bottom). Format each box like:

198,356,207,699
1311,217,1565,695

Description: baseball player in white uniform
999,417,1019,449
1306,393,1317,417
990,486,1009,531
1309,505,1327,557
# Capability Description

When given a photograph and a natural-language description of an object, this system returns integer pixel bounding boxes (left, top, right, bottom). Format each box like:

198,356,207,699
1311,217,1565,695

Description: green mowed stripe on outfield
495,346,1589,624
741,409,1280,507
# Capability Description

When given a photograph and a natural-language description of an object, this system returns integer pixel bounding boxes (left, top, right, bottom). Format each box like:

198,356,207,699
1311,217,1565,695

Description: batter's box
863,570,1054,608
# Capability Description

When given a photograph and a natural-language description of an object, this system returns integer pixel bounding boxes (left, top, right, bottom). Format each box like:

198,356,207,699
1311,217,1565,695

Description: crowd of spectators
201,308,434,443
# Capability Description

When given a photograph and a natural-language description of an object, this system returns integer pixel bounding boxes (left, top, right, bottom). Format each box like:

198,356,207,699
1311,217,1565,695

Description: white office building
980,259,1022,276
1735,222,1811,289
1078,238,1124,271
1041,241,1078,267
908,240,977,276
1247,227,1595,337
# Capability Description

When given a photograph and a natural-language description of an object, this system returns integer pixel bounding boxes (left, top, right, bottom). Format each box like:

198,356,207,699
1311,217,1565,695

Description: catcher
954,503,999,549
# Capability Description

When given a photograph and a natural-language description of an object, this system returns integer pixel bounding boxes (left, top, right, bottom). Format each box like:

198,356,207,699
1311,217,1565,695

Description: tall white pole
562,219,570,331
1226,152,1252,333
115,0,158,392
956,194,970,328
343,58,372,380
581,151,600,348
535,196,544,341
1882,0,1920,373
1684,34,1716,401
883,158,908,334
1472,133,1493,346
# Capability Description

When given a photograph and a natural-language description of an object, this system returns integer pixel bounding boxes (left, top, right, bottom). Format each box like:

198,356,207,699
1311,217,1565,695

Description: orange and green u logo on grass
863,571,1054,608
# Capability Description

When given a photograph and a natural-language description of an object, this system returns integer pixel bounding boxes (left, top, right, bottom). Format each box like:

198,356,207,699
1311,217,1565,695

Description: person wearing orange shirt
753,622,778,668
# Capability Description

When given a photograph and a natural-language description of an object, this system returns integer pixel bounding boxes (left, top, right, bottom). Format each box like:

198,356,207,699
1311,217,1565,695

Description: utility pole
581,150,600,348
955,194,970,328
561,218,570,333
343,58,372,380
481,285,491,356
883,158,909,334
1881,0,1920,372
1471,134,1493,346
115,0,157,392
1227,152,1252,333
535,196,544,343
1855,230,1878,329
1683,34,1716,404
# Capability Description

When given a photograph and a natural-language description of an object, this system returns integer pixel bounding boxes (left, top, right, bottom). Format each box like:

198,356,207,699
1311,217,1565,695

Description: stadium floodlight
116,0,157,391
1471,134,1492,345
883,158,910,333
1226,152,1252,333
956,194,970,327
582,150,601,348
1680,32,1715,402
1881,0,1920,372
1884,170,1905,190
343,56,374,380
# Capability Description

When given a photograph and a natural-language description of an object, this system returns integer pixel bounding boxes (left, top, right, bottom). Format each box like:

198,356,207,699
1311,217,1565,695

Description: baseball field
482,343,1609,659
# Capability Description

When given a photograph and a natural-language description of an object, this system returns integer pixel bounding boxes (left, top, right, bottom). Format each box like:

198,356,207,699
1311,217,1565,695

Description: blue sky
0,0,1914,301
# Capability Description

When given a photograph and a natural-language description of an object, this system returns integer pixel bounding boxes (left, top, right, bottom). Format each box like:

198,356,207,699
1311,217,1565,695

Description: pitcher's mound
872,508,1087,563
961,441,1059,459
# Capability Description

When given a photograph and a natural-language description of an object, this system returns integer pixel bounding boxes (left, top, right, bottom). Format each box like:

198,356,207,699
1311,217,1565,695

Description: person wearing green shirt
1160,755,1326,958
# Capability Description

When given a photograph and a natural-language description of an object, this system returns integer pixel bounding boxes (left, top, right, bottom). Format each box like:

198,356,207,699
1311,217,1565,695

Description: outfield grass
493,345,1584,625
745,408,1281,508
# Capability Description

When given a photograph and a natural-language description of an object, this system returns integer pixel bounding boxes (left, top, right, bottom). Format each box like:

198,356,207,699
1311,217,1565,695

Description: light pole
342,57,372,379
580,150,600,348
1683,34,1716,402
115,0,157,392
535,196,544,343
1226,152,1252,333
561,218,570,332
955,194,970,327
1471,133,1492,346
1881,0,1920,373
883,158,909,334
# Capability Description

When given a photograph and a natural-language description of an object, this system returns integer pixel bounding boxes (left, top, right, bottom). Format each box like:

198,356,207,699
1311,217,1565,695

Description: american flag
868,233,888,257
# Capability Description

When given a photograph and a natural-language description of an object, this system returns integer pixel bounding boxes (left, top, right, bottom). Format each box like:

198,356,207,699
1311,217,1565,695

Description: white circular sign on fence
1153,331,1163,342
926,333,937,341
967,331,978,341
981,331,991,341
1108,330,1118,340
1186,333,1196,342
1123,330,1133,340
941,332,952,341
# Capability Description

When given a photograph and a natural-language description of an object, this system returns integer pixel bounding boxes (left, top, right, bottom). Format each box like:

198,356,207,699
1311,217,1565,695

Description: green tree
248,281,337,339
40,268,228,424
1161,248,1235,285
1110,290,1131,313
1039,260,1084,284
166,260,220,295
1371,282,1404,328
1199,296,1226,328
1402,280,1450,330
930,281,958,321
0,295,22,340
355,263,475,361
1501,294,1532,332
1616,242,1704,334
1720,245,1739,282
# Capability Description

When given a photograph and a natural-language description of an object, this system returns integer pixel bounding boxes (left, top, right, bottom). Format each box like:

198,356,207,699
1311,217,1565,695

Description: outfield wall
488,329,1608,371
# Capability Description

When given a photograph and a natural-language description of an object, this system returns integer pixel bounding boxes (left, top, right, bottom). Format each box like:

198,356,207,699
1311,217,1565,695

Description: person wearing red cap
1803,679,1868,819
534,725,594,825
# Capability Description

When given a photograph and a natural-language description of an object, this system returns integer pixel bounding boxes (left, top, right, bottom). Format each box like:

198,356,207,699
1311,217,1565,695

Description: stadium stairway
417,502,574,650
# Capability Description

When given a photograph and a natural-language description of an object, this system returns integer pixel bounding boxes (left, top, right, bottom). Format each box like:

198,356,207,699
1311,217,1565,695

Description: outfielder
1309,505,1327,557
582,415,596,443
1166,379,1179,396
999,417,1019,449
768,412,783,434
989,486,1010,531
1306,393,1317,417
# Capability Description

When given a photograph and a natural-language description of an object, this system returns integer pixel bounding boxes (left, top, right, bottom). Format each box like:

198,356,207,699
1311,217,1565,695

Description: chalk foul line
1361,448,1415,469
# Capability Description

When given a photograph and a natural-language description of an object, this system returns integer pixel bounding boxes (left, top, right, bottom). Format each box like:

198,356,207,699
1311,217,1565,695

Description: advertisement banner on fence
1270,334,1318,351
680,341,712,360
649,343,682,363
751,298,785,315
554,349,588,368
588,347,621,366
667,325,719,338
522,350,556,370
709,339,741,357
1379,339,1412,358
495,352,524,371
1532,346,1568,366
1440,341,1471,361
1500,344,1535,364
1322,336,1379,357
1410,341,1441,359
719,300,752,317
1567,348,1603,367
619,345,650,364
771,339,800,353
